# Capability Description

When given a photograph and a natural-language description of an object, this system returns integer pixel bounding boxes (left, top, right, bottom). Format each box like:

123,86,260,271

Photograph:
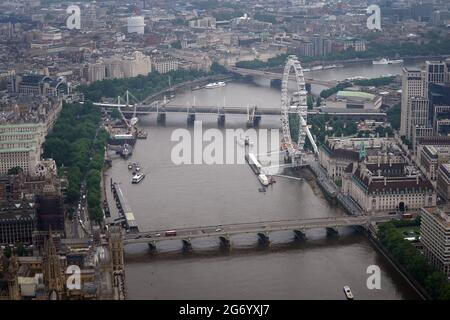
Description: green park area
43,102,108,223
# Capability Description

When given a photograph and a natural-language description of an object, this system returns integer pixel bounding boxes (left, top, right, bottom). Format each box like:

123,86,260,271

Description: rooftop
423,206,450,228
336,90,376,101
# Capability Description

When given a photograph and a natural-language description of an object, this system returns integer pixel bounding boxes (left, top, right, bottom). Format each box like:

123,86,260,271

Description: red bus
165,230,177,237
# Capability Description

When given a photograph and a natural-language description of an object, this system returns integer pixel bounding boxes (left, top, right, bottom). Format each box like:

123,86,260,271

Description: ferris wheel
280,55,318,163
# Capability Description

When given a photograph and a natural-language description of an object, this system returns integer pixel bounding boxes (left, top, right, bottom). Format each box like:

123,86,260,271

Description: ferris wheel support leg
300,115,318,155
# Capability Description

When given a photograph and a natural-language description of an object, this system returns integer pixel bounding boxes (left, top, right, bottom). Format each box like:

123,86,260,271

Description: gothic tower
43,231,64,299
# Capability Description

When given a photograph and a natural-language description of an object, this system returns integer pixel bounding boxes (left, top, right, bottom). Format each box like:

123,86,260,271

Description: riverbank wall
364,228,430,300
306,163,430,299
142,73,232,104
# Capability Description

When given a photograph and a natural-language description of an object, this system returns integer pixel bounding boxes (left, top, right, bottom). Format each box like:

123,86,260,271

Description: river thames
105,61,421,299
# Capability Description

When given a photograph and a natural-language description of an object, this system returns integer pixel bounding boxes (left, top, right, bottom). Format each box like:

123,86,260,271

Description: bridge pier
284,152,292,164
148,242,157,252
293,230,306,241
187,113,196,126
182,239,192,252
219,236,231,250
257,232,271,247
217,113,225,127
253,115,261,128
326,227,339,237
246,116,261,128
157,112,166,125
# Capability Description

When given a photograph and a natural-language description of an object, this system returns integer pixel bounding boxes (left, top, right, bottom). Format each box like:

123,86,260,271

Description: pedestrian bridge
123,214,394,249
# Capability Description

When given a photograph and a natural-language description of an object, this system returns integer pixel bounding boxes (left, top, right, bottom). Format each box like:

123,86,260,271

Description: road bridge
123,214,394,249
226,66,338,87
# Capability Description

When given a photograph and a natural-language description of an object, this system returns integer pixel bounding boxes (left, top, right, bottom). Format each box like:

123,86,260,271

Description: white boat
205,81,226,89
343,286,354,300
311,65,323,71
323,64,338,70
372,58,404,65
258,174,269,186
132,173,145,184
346,76,368,81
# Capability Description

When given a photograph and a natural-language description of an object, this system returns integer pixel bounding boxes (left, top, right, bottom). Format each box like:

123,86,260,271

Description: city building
420,206,450,277
152,56,179,74
319,137,404,180
400,67,429,141
189,17,216,29
41,27,62,42
0,203,36,245
419,145,450,181
85,51,152,83
127,16,145,35
1,229,117,300
437,163,450,202
323,90,382,112
8,75,69,97
343,38,366,52
121,51,152,78
0,97,62,175
342,161,436,214
426,61,447,85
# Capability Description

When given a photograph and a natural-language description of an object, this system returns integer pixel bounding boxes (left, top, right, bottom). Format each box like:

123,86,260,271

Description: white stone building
342,162,436,214
152,56,179,74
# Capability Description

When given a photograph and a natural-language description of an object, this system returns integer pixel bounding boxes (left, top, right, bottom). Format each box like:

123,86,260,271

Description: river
105,62,421,300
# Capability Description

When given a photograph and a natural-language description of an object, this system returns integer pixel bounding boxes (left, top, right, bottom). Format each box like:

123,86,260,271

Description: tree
210,62,228,74
15,243,25,256
67,207,75,220
316,96,322,107
387,104,401,130
3,246,12,258
289,113,300,142
7,166,23,175
110,108,122,120
171,40,182,49
307,95,314,109
424,271,448,299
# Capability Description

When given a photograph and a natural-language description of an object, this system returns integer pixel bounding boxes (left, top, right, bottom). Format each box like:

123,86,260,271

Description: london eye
280,55,318,164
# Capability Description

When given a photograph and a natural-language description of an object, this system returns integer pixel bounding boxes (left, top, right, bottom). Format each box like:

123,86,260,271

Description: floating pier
110,179,139,233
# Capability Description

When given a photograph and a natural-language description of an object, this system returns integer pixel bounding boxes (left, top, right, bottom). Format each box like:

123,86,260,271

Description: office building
421,206,450,277
400,67,429,141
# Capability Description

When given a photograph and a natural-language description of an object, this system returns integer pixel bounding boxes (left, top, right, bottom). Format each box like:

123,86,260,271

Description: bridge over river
96,103,387,124
226,66,339,87
123,214,395,250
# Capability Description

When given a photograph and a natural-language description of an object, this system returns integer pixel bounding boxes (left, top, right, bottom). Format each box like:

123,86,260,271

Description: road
124,214,395,245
